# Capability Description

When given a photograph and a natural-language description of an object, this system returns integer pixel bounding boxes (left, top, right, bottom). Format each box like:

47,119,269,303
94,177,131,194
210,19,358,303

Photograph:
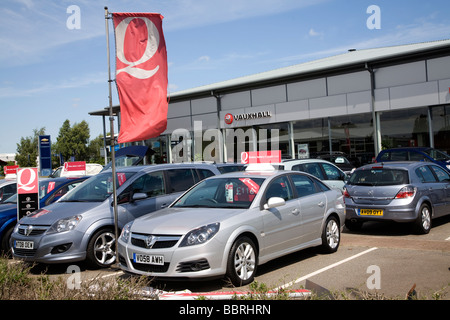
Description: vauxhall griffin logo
145,235,157,248
115,17,160,79
224,113,233,125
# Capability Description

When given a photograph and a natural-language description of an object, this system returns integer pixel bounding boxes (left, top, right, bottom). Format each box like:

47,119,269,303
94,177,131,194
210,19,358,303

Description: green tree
54,120,90,162
15,128,46,167
55,120,71,162
87,134,105,164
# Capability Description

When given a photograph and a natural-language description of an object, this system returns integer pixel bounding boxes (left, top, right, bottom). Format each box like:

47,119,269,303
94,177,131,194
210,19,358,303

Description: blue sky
1,0,450,154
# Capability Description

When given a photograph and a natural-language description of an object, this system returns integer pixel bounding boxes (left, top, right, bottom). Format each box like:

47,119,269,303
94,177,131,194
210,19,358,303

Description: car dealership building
90,39,450,165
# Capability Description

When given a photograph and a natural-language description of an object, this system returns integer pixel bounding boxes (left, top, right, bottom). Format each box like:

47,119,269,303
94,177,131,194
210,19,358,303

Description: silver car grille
17,224,49,236
130,233,181,249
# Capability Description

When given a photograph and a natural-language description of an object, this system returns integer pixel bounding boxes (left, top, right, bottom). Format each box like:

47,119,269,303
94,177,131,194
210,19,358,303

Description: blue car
375,147,450,172
0,177,88,253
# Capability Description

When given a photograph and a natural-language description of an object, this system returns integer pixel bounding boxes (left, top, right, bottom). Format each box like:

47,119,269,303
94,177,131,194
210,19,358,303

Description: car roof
203,163,319,180
278,158,332,164
379,147,430,152
101,162,222,174
0,179,16,186
356,161,430,170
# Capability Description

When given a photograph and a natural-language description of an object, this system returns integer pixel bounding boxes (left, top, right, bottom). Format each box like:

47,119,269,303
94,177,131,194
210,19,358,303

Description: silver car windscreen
172,177,265,209
58,172,137,202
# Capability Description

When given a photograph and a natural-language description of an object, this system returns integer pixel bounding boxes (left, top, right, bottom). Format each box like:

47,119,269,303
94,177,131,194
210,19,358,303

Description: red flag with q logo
112,13,168,143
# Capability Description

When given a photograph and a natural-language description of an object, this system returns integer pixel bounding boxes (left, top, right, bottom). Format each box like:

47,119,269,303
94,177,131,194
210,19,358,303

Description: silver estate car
10,163,221,267
344,161,450,234
118,166,345,286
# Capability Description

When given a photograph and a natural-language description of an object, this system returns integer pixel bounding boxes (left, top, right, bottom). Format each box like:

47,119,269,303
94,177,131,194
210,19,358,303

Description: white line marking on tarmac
276,247,378,290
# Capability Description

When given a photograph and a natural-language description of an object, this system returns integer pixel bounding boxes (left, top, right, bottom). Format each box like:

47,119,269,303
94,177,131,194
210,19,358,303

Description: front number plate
14,240,34,249
358,209,383,216
133,253,164,265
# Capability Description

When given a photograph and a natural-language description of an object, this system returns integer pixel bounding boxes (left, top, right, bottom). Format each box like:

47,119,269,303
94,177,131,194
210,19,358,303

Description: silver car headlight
48,215,82,233
180,223,220,247
120,221,133,243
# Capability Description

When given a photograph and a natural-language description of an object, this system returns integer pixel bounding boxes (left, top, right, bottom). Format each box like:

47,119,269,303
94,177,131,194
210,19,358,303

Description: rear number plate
358,209,383,216
133,253,164,265
14,240,34,249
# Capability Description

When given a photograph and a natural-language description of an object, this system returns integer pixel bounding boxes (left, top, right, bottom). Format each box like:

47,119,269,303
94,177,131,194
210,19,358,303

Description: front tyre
226,236,257,287
86,228,116,268
321,216,340,253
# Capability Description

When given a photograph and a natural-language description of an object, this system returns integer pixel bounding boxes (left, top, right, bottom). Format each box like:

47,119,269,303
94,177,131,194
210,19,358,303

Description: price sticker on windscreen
225,183,234,203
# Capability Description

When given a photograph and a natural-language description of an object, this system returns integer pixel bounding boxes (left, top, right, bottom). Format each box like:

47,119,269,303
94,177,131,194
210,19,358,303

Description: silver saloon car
10,163,221,267
344,161,450,234
118,168,345,286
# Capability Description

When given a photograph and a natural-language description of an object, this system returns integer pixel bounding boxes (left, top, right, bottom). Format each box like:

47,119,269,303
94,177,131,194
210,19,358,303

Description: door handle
161,203,169,208
318,202,325,207
291,208,300,215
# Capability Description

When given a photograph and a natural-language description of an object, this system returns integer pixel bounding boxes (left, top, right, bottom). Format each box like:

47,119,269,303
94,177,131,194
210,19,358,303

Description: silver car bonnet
130,207,246,235
17,201,106,225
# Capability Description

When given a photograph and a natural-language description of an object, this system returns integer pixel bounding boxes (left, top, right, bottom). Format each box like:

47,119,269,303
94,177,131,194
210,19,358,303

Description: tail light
343,188,351,198
395,186,416,199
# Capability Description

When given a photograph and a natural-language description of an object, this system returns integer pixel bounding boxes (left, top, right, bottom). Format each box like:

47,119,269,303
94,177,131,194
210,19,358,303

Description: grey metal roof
169,39,450,99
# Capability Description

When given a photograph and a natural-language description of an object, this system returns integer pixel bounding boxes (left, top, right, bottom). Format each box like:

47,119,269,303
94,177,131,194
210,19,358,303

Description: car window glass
348,169,409,186
379,152,390,161
132,171,165,197
409,152,428,161
314,178,331,192
197,168,216,180
0,183,16,202
321,163,341,180
430,165,450,182
301,163,325,180
46,181,85,204
415,166,437,183
61,172,136,202
265,176,294,202
391,151,408,161
423,148,450,161
173,177,265,209
290,174,318,197
167,169,196,193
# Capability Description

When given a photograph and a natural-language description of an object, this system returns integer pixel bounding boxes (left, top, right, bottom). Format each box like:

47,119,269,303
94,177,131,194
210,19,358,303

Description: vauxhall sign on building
224,110,272,125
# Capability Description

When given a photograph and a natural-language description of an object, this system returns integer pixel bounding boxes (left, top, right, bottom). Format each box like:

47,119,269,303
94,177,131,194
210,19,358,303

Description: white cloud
197,55,211,62
0,71,106,98
308,28,323,37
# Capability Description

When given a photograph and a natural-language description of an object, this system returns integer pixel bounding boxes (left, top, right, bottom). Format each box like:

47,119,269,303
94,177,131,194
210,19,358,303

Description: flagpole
104,6,119,265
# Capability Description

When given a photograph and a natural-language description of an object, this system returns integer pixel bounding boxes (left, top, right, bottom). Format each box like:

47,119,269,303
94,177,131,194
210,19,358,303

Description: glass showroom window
255,123,290,159
379,107,429,149
330,113,374,166
292,118,329,158
431,105,450,154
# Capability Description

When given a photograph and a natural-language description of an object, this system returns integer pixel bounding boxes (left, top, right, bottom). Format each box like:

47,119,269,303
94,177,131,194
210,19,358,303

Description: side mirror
132,192,147,202
263,197,286,210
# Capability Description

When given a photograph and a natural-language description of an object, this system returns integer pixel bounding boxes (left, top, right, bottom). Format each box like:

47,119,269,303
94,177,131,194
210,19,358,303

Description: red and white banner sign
112,13,168,143
4,165,19,175
241,150,281,164
61,161,86,177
